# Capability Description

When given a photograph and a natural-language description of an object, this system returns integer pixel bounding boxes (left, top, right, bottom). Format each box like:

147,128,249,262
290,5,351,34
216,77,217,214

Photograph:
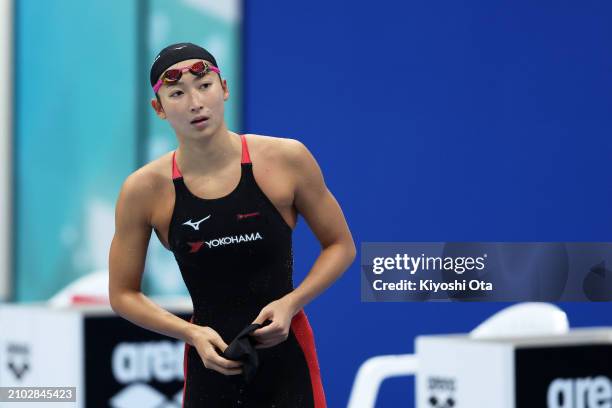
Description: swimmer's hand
190,326,244,375
251,296,299,349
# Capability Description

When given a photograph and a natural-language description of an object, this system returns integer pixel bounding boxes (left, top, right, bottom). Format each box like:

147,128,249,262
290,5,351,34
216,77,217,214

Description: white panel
0,305,84,408
416,336,515,408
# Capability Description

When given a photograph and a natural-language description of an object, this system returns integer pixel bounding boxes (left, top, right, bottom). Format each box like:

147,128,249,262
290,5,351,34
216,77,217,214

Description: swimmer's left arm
251,139,356,348
286,139,357,309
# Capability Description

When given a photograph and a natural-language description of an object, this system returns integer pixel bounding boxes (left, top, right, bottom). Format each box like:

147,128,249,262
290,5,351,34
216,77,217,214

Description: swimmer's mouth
191,116,209,124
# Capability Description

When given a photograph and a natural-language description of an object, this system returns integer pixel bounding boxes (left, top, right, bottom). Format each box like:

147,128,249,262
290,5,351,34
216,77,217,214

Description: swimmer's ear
221,78,229,101
151,98,167,119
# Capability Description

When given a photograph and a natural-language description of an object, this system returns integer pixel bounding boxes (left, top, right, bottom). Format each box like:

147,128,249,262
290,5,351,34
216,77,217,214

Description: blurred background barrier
0,0,12,301
12,0,241,302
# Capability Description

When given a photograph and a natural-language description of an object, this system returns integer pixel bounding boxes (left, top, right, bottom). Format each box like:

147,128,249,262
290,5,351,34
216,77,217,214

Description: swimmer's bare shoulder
109,152,174,301
246,133,353,253
243,133,315,192
115,152,173,229
244,133,308,164
242,134,318,226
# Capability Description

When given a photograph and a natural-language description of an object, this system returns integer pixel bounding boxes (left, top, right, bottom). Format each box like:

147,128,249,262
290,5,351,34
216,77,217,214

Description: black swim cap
149,42,219,88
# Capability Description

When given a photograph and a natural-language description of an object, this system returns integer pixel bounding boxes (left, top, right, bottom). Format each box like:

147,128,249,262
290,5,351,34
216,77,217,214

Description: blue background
245,1,612,406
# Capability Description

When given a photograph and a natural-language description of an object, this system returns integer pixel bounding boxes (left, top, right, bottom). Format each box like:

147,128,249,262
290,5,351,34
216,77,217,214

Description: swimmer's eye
169,83,210,97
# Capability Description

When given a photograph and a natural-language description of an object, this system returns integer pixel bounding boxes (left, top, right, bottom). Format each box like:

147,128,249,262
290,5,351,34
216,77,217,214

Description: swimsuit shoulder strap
172,151,182,179
240,134,252,164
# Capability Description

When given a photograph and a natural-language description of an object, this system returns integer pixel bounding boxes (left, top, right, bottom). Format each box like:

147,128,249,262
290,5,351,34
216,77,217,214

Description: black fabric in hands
222,322,267,383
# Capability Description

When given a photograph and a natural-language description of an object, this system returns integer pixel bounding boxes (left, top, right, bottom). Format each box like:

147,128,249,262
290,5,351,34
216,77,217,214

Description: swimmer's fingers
253,326,289,349
252,323,276,337
253,322,286,341
204,360,243,376
207,333,230,354
201,346,243,375
196,331,243,375
207,336,243,368
209,349,244,370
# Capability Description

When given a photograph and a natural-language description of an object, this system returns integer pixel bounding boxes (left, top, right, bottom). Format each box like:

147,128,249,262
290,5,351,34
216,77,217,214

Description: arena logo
110,384,183,408
204,232,263,248
109,341,184,408
111,340,184,383
547,376,612,408
7,342,30,380
427,376,456,408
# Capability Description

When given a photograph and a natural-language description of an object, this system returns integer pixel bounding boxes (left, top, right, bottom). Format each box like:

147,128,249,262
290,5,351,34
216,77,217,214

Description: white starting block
0,298,192,408
349,303,612,408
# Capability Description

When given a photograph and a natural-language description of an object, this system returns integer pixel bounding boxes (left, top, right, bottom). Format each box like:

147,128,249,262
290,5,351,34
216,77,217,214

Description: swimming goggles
153,61,221,93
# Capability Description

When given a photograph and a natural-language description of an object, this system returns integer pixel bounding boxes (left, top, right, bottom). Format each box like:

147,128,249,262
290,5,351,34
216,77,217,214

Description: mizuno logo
173,45,187,50
182,215,211,230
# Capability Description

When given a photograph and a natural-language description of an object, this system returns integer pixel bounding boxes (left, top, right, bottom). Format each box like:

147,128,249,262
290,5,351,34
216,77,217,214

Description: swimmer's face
151,58,229,138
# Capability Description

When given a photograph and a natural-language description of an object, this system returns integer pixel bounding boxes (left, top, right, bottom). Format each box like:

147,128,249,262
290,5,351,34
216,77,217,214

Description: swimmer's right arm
108,172,242,376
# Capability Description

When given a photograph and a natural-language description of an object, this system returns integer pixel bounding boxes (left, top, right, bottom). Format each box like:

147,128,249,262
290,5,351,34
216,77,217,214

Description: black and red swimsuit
168,134,326,407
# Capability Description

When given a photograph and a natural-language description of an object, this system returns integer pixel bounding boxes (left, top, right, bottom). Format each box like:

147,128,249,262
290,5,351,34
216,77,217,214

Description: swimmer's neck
175,125,241,175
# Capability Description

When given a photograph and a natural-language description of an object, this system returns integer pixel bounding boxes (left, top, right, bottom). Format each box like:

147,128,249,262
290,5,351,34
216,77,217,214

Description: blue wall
245,1,612,406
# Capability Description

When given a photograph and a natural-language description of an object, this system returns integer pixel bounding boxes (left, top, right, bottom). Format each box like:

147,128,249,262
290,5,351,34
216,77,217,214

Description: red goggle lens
162,61,207,84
